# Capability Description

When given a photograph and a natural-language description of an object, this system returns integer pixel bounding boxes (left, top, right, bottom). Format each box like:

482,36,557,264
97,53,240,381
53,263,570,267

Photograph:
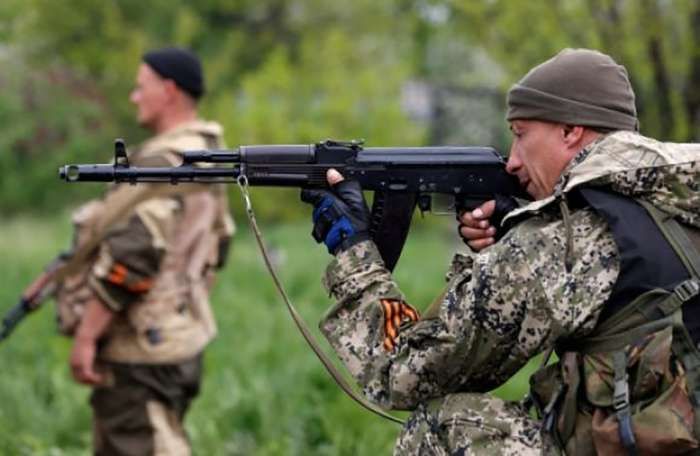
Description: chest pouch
531,284,700,456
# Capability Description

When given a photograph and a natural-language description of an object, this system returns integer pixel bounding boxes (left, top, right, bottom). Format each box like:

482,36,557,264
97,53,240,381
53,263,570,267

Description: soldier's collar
552,134,608,196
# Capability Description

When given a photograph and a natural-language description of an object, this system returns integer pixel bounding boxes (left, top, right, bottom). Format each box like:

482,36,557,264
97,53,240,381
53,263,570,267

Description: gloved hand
300,171,370,254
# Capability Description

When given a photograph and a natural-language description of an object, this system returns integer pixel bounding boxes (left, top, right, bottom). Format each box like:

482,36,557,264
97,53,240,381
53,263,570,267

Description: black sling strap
576,187,693,326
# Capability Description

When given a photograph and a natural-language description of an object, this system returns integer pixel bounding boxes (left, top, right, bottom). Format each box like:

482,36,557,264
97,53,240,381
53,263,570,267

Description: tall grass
0,209,536,455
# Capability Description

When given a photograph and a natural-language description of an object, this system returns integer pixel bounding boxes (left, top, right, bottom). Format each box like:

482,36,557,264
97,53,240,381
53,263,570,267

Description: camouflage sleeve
320,207,619,410
89,199,174,312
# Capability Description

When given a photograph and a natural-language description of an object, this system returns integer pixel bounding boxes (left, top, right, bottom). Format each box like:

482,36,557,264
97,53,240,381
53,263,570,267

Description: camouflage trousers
394,393,557,455
90,355,202,456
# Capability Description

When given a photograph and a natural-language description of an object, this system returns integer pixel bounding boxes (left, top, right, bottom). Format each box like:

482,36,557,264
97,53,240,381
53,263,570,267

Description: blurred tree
0,0,425,219
0,52,113,213
402,4,510,149
448,0,700,141
2,0,697,217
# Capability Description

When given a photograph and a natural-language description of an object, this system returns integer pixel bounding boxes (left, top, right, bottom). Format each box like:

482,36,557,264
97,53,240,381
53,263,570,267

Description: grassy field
0,209,537,455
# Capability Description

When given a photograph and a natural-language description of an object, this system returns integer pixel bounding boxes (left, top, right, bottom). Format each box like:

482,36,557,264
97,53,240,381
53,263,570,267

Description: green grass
0,209,538,455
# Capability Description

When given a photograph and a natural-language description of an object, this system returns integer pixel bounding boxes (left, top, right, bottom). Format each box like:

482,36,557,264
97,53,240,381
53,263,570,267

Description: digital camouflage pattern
320,131,699,454
394,393,551,455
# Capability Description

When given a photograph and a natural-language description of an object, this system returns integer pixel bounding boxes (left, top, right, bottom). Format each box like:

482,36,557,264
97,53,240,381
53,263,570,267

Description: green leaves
0,0,425,219
448,0,700,141
3,0,699,216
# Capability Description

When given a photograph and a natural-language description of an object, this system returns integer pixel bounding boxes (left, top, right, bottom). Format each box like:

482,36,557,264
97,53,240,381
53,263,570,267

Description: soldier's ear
562,125,585,145
162,79,180,101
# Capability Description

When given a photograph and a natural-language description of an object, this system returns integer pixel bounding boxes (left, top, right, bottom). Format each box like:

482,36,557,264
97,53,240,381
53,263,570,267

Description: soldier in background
302,49,700,454
63,47,234,455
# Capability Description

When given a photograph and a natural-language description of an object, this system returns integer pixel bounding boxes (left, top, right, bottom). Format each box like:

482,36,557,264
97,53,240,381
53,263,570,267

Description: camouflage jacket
80,120,234,363
320,132,699,417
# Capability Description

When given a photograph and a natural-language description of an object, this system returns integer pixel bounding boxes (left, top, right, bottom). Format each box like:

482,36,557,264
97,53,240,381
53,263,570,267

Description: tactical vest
530,187,700,455
53,122,234,364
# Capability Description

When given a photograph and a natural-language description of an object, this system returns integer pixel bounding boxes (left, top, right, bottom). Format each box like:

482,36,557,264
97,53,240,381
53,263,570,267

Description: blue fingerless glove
301,180,370,254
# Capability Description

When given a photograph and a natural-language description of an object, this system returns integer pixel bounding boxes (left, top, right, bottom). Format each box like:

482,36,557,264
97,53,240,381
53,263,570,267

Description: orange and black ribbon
380,299,419,352
106,262,154,294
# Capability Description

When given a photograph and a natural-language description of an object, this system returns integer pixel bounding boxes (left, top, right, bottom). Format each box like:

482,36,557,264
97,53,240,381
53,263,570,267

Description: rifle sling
236,176,405,425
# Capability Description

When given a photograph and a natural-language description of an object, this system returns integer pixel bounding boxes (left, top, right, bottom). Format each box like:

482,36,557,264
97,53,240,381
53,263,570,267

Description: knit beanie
143,47,204,99
506,48,638,131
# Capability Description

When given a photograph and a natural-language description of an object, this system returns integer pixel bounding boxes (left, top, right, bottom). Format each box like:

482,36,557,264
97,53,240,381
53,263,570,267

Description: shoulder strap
637,199,700,279
201,131,222,149
576,187,691,323
559,187,700,349
54,183,212,282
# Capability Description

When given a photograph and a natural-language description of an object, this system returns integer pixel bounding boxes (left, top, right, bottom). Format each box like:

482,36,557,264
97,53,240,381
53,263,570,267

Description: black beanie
507,48,638,131
143,47,204,99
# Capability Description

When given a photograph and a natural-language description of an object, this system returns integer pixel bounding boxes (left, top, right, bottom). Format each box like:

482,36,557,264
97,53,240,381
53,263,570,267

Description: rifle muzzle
59,164,116,182
0,300,29,341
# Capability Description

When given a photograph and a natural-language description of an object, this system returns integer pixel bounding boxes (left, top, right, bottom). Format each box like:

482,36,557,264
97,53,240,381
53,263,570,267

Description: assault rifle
60,139,528,270
1,253,69,341
58,138,528,424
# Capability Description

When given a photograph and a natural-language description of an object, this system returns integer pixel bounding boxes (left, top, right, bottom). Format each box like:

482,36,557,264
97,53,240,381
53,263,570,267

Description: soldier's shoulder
133,120,225,165
167,119,224,150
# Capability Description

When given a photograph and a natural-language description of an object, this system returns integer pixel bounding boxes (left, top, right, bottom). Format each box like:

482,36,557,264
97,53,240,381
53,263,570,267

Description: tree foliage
1,0,697,218
449,0,700,141
0,0,425,218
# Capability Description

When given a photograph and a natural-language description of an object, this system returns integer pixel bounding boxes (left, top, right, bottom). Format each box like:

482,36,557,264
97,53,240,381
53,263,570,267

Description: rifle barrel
60,164,240,183
0,300,29,341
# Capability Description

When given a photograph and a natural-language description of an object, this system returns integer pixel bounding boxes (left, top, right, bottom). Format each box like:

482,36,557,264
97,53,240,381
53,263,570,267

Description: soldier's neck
153,110,199,135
